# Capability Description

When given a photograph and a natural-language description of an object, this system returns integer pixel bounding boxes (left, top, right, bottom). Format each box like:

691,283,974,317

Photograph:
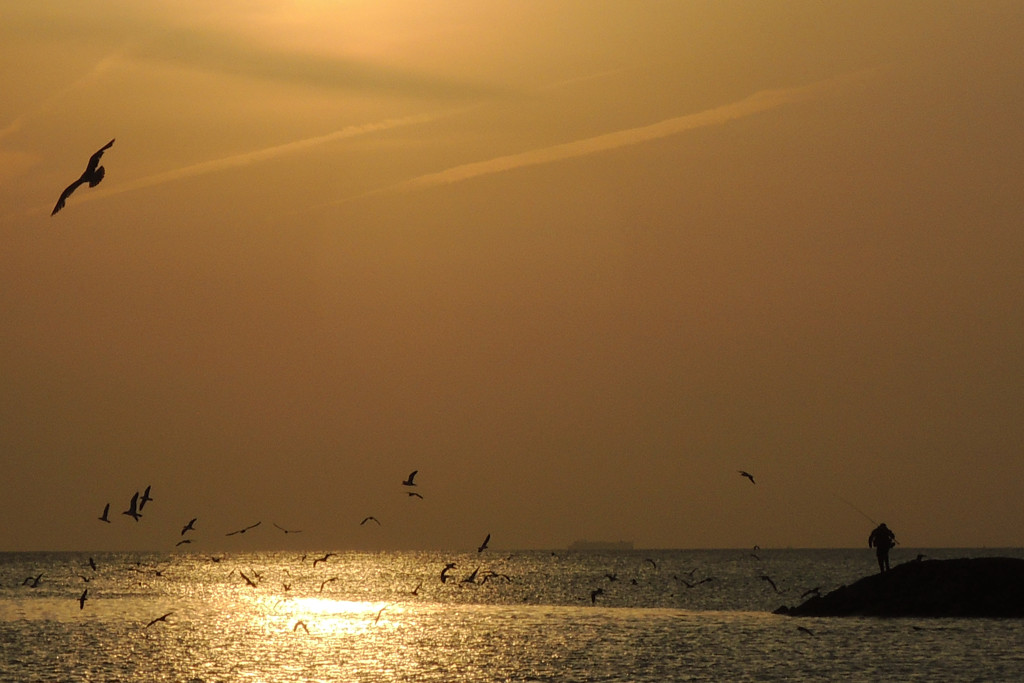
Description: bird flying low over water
51,139,114,215
145,612,173,628
402,470,418,486
123,492,142,521
181,518,197,535
477,534,490,553
272,523,302,534
760,575,780,593
293,620,309,634
98,503,111,523
312,553,336,568
590,588,604,604
406,492,423,499
360,516,381,526
175,539,192,547
78,589,88,610
738,470,756,484
225,521,261,536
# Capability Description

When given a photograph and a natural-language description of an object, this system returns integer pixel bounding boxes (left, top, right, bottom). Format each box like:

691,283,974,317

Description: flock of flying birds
14,467,790,632
17,468,504,630
43,158,799,628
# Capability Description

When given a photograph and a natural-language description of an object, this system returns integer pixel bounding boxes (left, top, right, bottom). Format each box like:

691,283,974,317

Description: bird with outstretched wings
51,139,115,215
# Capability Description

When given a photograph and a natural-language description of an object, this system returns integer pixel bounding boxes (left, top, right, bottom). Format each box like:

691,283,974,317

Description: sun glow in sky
2,1,1023,552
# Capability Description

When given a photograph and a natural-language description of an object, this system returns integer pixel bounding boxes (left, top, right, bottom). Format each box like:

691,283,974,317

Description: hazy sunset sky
2,1,1022,552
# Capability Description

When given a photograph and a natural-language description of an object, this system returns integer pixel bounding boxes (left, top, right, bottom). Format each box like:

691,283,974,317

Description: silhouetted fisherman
868,522,897,573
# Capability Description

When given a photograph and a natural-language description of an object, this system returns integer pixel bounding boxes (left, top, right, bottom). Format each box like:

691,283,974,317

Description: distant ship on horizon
567,540,634,551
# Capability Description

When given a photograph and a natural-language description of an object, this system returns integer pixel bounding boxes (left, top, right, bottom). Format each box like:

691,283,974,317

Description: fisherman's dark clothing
868,524,897,573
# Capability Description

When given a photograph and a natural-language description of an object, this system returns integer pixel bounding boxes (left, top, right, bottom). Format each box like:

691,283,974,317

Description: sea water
2,548,1023,681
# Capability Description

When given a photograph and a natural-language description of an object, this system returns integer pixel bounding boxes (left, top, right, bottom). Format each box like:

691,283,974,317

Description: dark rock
775,557,1024,617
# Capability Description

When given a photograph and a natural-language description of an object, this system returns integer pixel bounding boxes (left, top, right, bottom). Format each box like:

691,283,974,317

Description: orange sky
1,1,1023,552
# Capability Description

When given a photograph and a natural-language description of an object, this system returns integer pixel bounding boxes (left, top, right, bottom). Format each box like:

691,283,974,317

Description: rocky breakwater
776,557,1024,617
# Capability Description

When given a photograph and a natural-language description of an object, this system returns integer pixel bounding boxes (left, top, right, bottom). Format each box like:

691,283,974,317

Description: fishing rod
834,493,877,526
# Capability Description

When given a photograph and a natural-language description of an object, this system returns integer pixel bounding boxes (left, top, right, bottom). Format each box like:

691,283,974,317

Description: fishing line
833,493,877,526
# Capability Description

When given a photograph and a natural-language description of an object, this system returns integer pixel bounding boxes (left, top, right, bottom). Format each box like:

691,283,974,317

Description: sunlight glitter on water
266,596,398,635
4,549,1024,681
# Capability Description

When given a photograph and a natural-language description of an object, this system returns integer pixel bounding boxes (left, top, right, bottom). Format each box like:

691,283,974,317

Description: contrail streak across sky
88,112,446,204
394,68,882,193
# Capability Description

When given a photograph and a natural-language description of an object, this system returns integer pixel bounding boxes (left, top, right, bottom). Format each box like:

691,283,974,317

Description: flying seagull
360,516,381,526
293,620,309,634
78,589,88,610
738,470,756,484
51,139,115,215
175,539,192,547
373,606,387,624
760,575,780,593
319,577,338,592
402,470,418,486
181,518,197,535
406,492,423,499
440,562,457,583
477,533,490,553
590,587,604,604
88,557,97,572
139,485,153,510
225,521,261,536
145,612,173,628
98,503,111,523
312,553,336,568
239,571,259,588
122,492,142,521
273,523,302,534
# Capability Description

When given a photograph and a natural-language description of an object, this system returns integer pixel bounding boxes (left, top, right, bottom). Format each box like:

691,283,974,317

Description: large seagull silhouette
51,139,115,215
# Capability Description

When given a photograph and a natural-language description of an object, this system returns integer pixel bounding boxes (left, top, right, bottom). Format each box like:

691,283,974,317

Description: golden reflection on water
5,550,1024,681
232,593,404,640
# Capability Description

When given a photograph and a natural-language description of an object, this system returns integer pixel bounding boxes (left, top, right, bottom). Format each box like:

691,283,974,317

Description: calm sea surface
2,548,1023,681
